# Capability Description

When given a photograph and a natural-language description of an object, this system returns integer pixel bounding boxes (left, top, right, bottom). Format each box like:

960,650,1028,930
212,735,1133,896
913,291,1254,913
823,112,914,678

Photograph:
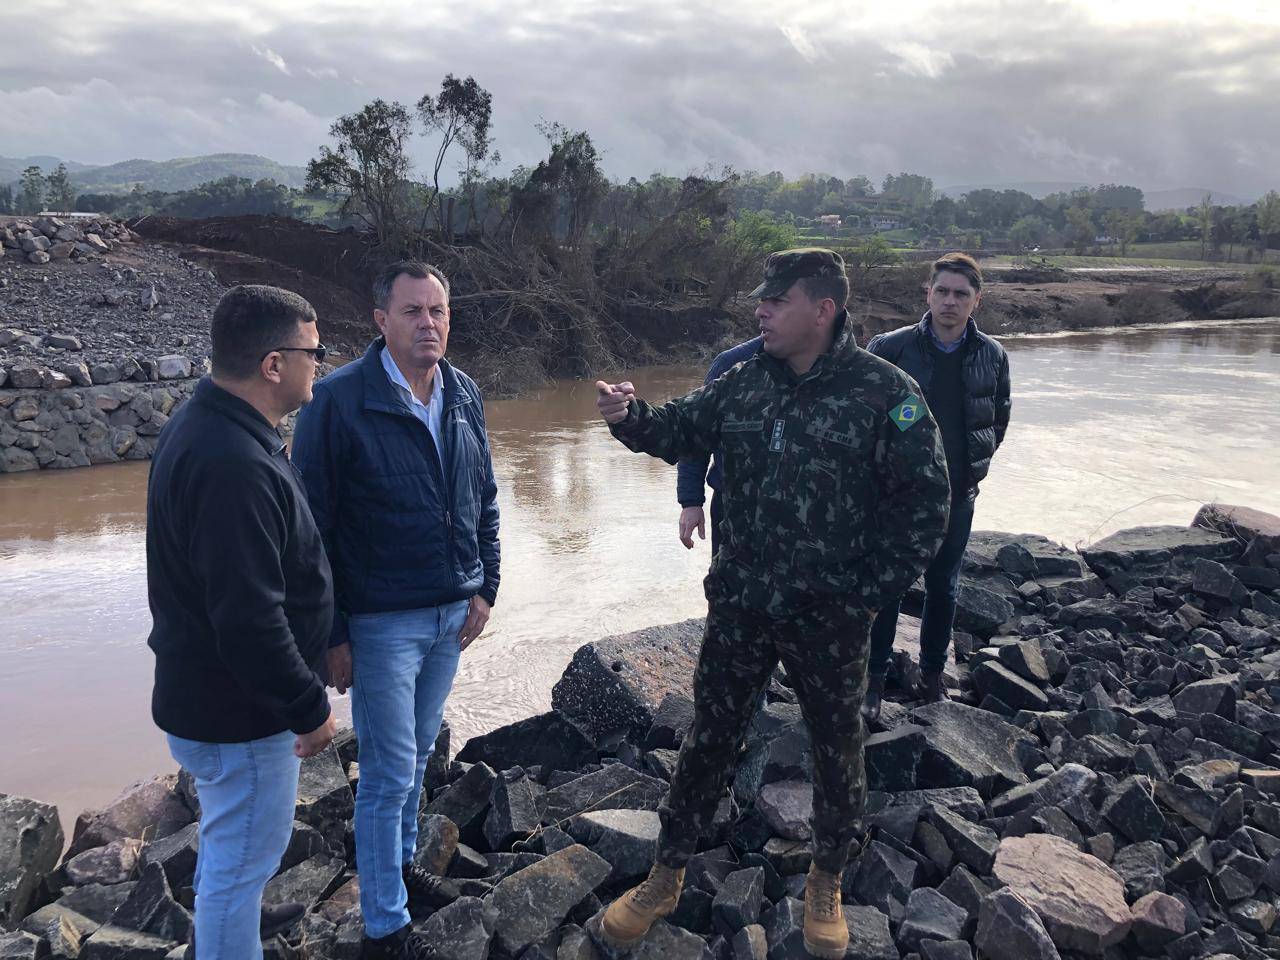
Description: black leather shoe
260,902,305,938
188,901,306,958
917,671,948,704
403,862,461,916
860,673,885,723
363,923,437,959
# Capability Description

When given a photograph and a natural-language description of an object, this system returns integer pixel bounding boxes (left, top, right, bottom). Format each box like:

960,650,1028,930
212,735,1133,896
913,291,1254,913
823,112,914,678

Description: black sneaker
363,923,437,959
402,862,460,915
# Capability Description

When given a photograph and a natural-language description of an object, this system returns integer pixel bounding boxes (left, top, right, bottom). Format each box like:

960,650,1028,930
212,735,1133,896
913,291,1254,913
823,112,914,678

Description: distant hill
1144,188,1248,212
939,181,1090,200
0,153,308,195
0,155,95,184
940,180,1251,211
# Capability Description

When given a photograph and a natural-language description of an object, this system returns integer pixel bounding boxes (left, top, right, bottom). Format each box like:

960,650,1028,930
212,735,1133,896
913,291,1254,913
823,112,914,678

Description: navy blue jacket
867,314,1011,501
676,336,764,506
291,339,501,647
147,378,333,743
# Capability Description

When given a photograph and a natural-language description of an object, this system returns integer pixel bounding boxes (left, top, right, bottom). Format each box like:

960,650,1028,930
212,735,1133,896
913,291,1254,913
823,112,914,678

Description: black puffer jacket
867,314,1011,500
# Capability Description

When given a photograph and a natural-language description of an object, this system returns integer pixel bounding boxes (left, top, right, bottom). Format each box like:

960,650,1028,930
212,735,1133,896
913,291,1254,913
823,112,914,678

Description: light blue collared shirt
925,313,968,354
380,345,444,458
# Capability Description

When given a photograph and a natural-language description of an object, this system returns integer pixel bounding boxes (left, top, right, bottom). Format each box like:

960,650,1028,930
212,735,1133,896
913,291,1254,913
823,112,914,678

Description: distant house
873,217,901,232
817,214,842,227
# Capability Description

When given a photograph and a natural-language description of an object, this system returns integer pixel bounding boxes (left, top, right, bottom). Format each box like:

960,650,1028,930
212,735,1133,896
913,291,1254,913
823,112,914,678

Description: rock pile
3,506,1280,959
1,216,137,266
1,221,223,399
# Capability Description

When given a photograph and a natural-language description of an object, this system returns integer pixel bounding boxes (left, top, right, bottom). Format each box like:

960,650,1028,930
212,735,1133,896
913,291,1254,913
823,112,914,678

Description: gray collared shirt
380,345,444,457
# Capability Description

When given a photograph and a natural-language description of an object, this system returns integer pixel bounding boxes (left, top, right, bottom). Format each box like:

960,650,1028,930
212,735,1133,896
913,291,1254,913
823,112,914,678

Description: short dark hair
798,273,850,310
930,252,982,291
372,260,451,310
211,285,317,380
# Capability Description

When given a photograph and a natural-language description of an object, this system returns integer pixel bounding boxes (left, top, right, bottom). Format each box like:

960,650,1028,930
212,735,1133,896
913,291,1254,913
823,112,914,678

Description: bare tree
416,75,493,232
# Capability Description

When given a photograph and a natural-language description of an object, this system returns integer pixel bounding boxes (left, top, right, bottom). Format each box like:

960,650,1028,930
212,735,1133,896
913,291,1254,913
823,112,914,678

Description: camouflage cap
749,247,847,300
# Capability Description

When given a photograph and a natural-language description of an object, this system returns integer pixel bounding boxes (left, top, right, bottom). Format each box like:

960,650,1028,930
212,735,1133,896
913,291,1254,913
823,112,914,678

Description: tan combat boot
803,863,849,959
599,863,685,948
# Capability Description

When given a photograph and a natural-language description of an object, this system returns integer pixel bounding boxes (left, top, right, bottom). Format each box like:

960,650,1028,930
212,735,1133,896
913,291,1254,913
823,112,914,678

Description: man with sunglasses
147,285,337,959
292,261,500,960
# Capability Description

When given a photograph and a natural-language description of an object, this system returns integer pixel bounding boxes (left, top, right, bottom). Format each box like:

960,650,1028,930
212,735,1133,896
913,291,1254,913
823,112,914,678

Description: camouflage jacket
611,313,951,622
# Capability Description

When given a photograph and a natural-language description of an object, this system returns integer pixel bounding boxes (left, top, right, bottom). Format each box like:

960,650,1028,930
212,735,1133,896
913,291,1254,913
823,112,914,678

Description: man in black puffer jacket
862,253,1011,717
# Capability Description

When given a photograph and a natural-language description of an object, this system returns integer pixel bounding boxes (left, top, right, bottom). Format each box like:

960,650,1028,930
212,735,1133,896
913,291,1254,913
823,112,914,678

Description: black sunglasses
263,344,328,363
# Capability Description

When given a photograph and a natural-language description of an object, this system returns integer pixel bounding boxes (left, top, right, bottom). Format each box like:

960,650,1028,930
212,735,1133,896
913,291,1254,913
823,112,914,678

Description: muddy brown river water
2,318,1278,829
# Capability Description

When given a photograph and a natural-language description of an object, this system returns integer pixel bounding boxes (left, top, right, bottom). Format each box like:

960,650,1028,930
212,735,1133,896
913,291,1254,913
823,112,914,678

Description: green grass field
990,253,1275,271
1125,240,1280,264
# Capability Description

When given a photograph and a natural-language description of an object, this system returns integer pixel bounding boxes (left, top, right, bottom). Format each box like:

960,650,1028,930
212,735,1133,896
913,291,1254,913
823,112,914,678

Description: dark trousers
869,497,975,677
657,602,872,874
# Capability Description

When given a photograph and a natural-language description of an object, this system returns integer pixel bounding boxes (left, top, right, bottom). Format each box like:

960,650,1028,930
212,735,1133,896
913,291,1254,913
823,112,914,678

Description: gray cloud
0,0,1277,199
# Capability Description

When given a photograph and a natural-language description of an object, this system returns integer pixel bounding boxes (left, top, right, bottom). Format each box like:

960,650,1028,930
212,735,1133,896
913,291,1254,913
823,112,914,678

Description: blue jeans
349,600,468,938
167,730,300,960
869,498,976,677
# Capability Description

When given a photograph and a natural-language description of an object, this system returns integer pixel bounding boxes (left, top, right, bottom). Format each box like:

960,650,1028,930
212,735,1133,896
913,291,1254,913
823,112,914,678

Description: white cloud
883,41,953,79
250,44,291,76
305,66,340,80
777,24,824,64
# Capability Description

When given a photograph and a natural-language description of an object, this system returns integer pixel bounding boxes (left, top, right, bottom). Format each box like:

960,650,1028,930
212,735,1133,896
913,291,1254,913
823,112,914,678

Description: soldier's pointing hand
595,380,635,425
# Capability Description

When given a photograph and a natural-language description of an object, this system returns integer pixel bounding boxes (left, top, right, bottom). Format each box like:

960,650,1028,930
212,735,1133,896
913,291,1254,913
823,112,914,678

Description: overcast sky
1,0,1277,198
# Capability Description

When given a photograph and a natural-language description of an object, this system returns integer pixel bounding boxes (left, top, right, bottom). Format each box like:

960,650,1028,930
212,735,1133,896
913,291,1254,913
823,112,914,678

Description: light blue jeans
167,730,300,960
349,600,467,938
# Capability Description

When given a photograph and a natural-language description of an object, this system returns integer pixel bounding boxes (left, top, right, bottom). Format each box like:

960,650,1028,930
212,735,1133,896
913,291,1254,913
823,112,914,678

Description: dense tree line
4,78,1278,266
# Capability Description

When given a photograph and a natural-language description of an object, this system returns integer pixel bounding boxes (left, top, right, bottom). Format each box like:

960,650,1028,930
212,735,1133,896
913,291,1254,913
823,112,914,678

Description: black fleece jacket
146,377,333,743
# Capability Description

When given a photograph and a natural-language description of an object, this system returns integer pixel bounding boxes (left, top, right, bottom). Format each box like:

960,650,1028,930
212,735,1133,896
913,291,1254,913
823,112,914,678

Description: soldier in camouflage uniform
595,248,951,958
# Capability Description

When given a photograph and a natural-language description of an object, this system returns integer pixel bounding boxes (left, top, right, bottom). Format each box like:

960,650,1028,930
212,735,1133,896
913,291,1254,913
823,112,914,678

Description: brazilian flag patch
889,396,923,432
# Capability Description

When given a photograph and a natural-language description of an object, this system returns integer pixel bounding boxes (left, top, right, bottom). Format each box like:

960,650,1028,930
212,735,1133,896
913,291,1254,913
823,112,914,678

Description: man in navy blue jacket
292,261,500,960
675,336,763,555
148,284,337,959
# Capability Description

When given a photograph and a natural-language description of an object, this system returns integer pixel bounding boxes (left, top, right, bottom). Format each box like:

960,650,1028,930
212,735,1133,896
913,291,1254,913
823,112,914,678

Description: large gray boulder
77,924,176,959
1081,524,1237,579
1193,503,1280,560
108,861,191,944
488,844,611,956
65,838,142,887
567,809,660,885
66,776,191,858
414,896,496,960
0,794,64,929
456,712,596,775
974,887,1061,960
293,745,353,844
541,763,667,826
552,619,704,738
912,700,1039,798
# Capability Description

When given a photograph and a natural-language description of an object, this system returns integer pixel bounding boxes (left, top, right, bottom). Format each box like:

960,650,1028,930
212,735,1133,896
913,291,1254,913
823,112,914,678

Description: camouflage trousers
657,600,871,874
